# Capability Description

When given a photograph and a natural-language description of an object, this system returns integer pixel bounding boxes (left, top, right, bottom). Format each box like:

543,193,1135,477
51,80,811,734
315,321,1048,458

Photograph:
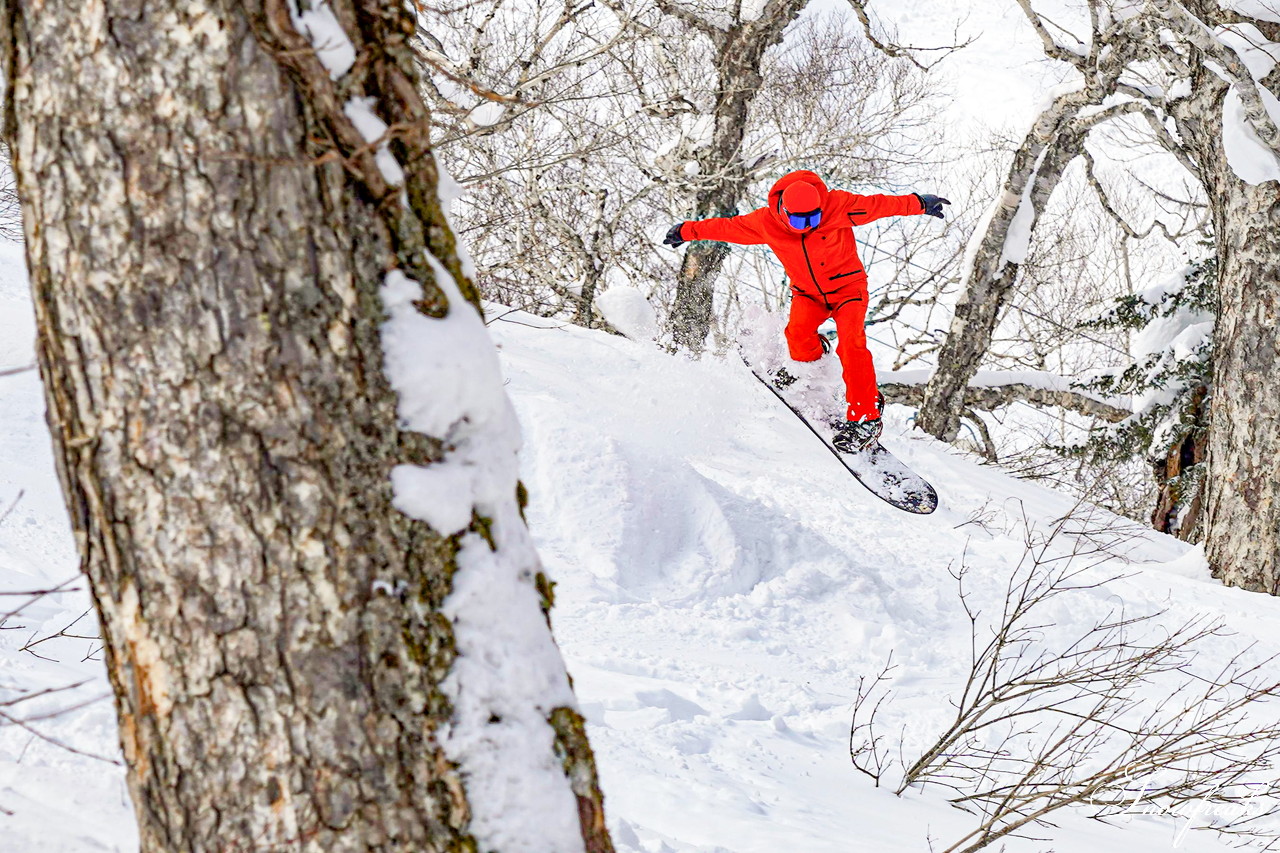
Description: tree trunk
1176,64,1280,593
915,94,1096,441
0,0,612,850
913,12,1152,443
1204,182,1280,592
670,238,731,350
665,0,807,352
1150,385,1209,542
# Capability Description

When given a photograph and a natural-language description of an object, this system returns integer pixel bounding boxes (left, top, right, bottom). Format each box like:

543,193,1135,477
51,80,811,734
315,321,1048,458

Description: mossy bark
0,0,614,848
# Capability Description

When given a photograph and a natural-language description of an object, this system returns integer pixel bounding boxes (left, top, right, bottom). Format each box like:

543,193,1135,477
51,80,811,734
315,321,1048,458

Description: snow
1169,78,1194,99
378,266,587,852
999,170,1039,269
994,94,1068,271
1215,23,1280,80
1218,0,1280,24
1135,266,1193,307
1222,85,1280,184
468,101,506,128
1207,20,1280,184
738,0,767,22
594,287,658,341
390,462,477,535
486,306,1280,852
379,268,509,439
5,244,1280,849
436,166,479,281
342,97,406,186
1135,314,1213,363
288,0,356,80
885,364,1128,407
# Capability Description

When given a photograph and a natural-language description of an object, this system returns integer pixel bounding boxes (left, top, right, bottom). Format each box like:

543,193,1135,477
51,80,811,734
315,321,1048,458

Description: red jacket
681,170,924,305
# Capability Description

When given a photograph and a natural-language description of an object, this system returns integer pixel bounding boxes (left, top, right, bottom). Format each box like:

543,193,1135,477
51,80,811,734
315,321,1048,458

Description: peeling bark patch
120,582,174,720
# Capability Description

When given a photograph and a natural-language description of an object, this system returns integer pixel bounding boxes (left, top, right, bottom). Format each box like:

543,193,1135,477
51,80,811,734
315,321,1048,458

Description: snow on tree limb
885,374,1131,423
1154,0,1280,155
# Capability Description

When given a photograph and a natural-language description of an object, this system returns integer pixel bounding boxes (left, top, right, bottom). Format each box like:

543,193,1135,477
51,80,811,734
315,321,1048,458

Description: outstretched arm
830,190,948,225
663,210,770,247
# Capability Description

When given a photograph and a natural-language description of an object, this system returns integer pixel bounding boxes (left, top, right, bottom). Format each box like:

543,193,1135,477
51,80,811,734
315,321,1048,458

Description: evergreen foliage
1064,248,1216,530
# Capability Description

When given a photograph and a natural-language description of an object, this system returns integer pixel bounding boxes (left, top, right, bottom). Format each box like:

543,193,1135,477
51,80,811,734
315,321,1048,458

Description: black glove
915,193,951,219
663,223,687,247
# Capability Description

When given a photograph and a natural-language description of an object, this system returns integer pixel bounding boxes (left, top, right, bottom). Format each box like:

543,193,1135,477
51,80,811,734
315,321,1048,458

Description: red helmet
781,182,822,230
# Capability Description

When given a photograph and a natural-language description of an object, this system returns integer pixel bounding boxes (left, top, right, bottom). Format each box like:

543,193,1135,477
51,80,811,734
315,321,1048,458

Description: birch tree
0,0,612,850
919,0,1280,594
1159,0,1280,594
916,3,1162,441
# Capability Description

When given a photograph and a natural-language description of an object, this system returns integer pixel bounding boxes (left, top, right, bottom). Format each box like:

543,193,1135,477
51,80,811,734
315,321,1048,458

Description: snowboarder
663,169,949,452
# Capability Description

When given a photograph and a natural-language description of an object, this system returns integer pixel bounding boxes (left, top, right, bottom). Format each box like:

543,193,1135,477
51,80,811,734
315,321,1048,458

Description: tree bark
1150,385,1208,542
1172,53,1280,593
664,0,807,352
0,0,612,850
915,96,1112,441
1203,179,1280,592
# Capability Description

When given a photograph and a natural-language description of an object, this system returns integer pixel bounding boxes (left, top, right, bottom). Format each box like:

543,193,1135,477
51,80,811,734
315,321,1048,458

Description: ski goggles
786,208,822,230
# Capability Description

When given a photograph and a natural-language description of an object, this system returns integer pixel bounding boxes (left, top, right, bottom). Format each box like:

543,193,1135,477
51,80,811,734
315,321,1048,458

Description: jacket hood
767,170,831,226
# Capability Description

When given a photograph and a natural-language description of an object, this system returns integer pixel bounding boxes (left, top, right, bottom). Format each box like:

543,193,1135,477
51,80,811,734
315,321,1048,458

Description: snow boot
773,337,830,390
832,418,883,453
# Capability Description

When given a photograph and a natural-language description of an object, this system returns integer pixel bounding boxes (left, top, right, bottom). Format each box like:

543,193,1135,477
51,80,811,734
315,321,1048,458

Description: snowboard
739,331,938,515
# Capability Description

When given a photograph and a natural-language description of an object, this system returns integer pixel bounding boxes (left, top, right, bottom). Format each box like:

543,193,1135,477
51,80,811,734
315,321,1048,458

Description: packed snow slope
4,268,1280,851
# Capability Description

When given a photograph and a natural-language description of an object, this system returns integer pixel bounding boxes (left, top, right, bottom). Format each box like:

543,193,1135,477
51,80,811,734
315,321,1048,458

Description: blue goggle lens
787,209,821,229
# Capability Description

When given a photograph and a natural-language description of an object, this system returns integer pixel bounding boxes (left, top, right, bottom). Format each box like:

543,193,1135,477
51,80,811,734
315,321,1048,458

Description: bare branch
856,511,1280,852
849,653,898,786
1015,0,1088,67
653,0,723,42
0,363,36,378
883,377,1131,423
844,0,975,70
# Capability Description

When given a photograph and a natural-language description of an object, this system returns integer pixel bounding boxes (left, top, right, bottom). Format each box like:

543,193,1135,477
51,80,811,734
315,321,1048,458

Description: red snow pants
784,290,881,422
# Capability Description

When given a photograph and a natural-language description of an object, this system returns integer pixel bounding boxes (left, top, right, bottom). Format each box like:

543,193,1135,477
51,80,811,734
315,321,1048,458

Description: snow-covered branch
1155,0,1280,153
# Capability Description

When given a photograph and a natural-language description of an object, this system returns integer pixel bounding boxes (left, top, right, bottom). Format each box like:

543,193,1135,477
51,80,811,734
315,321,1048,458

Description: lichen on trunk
0,0,613,849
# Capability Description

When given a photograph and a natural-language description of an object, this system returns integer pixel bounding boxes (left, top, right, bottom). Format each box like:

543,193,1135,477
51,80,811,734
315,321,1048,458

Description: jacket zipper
800,233,829,303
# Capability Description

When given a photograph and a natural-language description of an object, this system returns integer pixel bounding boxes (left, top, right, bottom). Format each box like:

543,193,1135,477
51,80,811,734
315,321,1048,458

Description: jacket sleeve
682,209,770,245
829,190,924,226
